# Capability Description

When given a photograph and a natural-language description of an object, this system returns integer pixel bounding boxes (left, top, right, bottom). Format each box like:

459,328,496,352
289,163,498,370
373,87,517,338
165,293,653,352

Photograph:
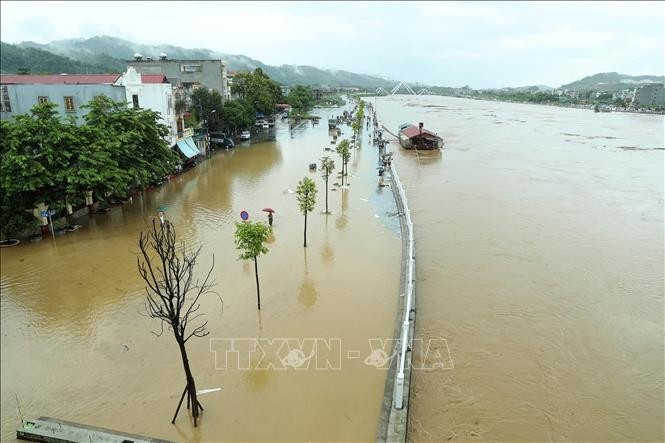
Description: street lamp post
205,109,216,156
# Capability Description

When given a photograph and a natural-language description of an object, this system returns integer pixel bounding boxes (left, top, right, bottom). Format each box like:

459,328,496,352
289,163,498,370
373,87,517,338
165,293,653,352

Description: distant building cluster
549,83,664,107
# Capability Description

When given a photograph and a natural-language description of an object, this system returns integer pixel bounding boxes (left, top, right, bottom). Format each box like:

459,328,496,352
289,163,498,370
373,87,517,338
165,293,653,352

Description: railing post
394,372,405,409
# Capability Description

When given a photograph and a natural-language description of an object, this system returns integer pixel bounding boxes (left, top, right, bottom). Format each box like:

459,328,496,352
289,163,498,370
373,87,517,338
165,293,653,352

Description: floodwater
0,106,402,442
373,96,664,441
2,96,663,443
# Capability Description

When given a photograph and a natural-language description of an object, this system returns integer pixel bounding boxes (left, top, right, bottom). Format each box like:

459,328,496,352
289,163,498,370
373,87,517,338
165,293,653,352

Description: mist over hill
2,36,662,92
9,35,394,89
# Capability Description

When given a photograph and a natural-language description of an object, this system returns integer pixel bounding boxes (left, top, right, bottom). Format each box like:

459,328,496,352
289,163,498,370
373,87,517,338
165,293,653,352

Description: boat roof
401,125,440,139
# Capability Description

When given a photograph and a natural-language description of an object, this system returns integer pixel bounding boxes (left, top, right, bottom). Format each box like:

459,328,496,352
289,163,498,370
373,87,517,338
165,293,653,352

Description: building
1,69,179,146
632,83,665,107
0,74,126,123
128,54,229,102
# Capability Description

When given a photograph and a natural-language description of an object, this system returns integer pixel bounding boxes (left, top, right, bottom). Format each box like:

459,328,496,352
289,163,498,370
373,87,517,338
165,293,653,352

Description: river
1,95,663,442
373,95,663,441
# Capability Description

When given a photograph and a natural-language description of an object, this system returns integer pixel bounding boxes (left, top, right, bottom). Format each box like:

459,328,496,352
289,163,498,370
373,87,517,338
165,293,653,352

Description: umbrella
262,208,275,213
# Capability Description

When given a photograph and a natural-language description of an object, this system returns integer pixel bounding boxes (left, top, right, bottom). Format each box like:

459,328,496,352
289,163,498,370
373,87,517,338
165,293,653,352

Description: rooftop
1,73,169,85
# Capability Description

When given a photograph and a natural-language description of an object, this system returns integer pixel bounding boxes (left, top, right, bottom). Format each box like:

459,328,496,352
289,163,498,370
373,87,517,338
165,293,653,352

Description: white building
115,67,178,146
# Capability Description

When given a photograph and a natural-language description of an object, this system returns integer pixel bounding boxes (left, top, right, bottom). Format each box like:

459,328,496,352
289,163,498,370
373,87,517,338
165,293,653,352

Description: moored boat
398,122,443,150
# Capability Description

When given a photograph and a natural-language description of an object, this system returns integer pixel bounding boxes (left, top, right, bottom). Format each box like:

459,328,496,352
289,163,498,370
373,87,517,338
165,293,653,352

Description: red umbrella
262,208,275,213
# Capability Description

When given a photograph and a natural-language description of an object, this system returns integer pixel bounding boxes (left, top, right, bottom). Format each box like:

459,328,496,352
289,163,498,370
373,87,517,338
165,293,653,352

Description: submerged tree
335,140,351,186
137,220,216,427
235,221,270,309
319,156,335,214
296,177,317,247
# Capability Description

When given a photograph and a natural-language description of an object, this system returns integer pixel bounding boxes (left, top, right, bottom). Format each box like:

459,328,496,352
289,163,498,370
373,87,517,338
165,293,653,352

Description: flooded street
374,96,663,441
1,94,663,442
0,108,402,442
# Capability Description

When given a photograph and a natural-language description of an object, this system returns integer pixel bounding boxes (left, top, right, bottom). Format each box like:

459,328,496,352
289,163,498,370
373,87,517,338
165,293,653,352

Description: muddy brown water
373,95,663,442
0,109,402,442
2,96,663,442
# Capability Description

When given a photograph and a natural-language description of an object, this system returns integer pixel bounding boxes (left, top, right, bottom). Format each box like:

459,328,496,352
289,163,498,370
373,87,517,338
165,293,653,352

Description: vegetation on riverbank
0,97,177,239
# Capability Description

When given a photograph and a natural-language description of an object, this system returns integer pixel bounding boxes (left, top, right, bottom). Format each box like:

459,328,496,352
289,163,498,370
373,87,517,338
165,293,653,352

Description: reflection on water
298,279,318,308
0,109,401,442
375,95,664,442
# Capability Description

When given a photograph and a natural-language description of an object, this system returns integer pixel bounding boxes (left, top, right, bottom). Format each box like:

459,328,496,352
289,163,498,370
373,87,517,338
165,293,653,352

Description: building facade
0,69,180,147
128,55,229,102
0,74,126,123
632,83,665,107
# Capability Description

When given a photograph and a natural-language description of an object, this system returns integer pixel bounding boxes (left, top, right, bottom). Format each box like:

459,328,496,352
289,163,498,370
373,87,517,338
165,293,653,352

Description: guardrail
389,162,415,409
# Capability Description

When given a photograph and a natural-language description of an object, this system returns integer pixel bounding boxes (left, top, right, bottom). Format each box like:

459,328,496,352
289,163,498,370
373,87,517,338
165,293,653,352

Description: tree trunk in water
303,212,308,247
176,336,201,426
254,256,261,310
325,178,329,214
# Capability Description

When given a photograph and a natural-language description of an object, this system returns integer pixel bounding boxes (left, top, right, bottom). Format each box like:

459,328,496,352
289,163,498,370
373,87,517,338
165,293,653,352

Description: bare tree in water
137,219,216,427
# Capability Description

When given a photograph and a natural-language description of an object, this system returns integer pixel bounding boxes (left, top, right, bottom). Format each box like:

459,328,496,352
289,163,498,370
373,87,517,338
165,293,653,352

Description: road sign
40,210,56,217
240,211,249,221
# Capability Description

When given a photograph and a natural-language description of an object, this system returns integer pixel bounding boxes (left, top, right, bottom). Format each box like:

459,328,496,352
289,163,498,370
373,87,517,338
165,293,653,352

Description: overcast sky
1,1,663,88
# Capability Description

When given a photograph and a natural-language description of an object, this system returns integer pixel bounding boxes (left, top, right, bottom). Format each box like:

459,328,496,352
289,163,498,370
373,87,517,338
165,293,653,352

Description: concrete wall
128,59,228,101
0,83,125,123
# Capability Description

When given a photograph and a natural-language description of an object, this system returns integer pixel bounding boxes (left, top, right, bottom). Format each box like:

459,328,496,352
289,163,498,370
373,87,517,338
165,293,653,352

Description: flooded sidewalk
0,107,402,441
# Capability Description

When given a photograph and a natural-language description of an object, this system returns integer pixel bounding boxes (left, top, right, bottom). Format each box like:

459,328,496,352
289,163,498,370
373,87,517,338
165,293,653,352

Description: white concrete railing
390,162,415,409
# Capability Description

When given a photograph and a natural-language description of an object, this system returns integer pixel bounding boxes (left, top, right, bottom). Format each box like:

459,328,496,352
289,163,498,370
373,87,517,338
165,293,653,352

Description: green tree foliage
0,95,178,237
335,139,351,186
190,88,224,132
235,221,270,309
231,68,283,116
0,42,120,75
82,95,177,194
319,156,335,214
220,99,255,134
296,177,317,247
0,102,76,209
287,85,315,111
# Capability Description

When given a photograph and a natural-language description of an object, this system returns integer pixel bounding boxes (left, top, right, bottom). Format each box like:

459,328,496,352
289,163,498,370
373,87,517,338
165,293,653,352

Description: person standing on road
268,212,273,227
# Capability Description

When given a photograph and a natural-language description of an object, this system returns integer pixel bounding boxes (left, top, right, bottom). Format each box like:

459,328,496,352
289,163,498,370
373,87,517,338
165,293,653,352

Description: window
1,86,11,112
132,94,140,108
64,96,75,112
38,96,49,104
181,64,202,73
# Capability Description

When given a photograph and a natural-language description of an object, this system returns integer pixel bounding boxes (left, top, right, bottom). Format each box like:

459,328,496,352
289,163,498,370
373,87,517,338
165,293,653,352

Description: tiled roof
0,74,121,85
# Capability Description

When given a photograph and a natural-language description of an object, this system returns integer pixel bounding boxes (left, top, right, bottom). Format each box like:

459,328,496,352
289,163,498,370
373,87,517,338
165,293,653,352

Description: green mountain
561,72,664,91
0,41,120,74
10,35,394,88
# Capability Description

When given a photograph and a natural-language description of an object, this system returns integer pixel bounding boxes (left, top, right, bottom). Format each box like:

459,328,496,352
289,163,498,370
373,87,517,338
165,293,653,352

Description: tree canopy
287,85,315,111
0,95,178,237
231,68,283,116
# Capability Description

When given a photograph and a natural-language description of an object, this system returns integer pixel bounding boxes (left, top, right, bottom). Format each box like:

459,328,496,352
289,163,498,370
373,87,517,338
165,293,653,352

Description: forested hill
3,35,393,88
561,72,664,91
0,42,121,74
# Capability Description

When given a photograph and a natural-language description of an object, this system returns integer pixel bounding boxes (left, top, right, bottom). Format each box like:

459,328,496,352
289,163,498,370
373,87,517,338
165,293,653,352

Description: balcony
176,127,194,140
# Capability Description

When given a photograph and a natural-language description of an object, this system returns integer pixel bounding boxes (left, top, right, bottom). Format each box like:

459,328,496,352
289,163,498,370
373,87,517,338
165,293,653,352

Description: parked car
209,132,235,149
240,130,251,140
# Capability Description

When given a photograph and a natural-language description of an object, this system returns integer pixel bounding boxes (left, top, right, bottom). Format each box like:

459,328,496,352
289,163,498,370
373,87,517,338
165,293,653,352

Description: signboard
240,211,249,221
40,210,56,217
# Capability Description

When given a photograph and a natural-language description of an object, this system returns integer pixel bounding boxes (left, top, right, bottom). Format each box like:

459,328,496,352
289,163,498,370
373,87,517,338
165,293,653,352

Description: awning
176,138,199,159
184,137,201,155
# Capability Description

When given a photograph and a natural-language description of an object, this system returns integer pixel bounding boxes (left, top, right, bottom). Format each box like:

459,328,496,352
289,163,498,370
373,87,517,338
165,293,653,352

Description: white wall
116,67,178,146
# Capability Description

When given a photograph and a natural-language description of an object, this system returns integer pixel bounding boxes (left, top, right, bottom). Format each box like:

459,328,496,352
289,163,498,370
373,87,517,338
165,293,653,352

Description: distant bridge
376,81,433,96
